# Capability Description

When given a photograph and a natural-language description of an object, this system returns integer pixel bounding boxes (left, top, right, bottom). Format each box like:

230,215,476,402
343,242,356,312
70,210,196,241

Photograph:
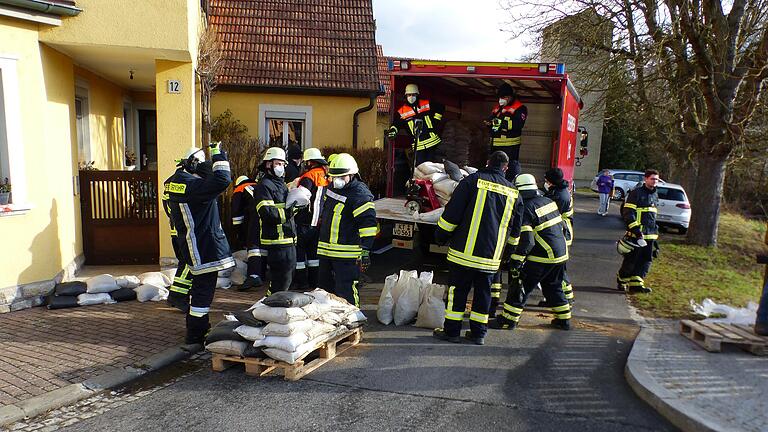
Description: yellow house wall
211,92,378,152
74,66,126,170
375,113,389,149
0,18,82,289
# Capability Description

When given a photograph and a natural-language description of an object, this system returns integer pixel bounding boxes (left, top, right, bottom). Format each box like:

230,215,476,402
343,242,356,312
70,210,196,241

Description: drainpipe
352,93,378,150
0,0,82,16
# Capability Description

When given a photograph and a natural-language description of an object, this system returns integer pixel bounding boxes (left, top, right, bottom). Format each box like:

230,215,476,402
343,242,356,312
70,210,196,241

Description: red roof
376,45,391,113
210,0,380,94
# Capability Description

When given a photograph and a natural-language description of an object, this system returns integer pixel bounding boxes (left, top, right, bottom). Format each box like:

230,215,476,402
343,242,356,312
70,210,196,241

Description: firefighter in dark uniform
162,157,194,314
294,148,330,290
544,168,575,304
317,153,377,306
388,83,445,165
165,142,234,344
231,175,266,291
490,173,572,331
433,151,524,345
254,147,297,294
489,160,522,318
617,169,661,294
487,83,527,169
284,145,303,184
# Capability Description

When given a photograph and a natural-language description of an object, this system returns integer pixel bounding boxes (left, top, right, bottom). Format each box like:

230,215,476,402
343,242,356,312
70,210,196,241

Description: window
268,118,304,148
613,173,626,180
657,187,686,202
75,84,91,164
0,55,27,207
626,174,643,183
259,104,313,150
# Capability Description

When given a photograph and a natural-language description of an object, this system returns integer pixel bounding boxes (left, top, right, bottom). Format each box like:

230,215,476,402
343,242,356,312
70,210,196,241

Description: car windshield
657,187,686,202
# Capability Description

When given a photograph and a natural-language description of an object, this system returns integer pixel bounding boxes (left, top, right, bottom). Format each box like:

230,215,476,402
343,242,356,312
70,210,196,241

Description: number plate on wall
167,80,182,94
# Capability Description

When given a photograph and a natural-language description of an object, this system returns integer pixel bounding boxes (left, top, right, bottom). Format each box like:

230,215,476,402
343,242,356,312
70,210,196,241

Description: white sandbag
345,310,368,326
416,207,444,223
233,249,248,262
427,172,449,184
85,274,119,294
161,268,176,283
393,272,422,326
459,169,469,178
135,284,169,302
230,260,247,285
205,340,249,356
250,302,309,324
433,179,459,198
463,166,478,174
253,332,310,352
305,289,356,314
416,162,443,175
305,322,337,340
77,293,116,306
115,275,140,289
391,270,417,305
301,302,332,320
377,274,398,325
216,277,232,290
234,325,266,341
286,185,311,208
415,284,446,329
414,166,428,179
437,196,449,207
419,271,434,285
138,271,170,288
263,334,328,364
262,319,316,337
218,268,233,278
319,311,344,326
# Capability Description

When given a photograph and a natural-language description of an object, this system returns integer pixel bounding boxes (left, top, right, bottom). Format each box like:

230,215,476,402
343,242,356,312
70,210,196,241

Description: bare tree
196,25,223,148
504,0,768,246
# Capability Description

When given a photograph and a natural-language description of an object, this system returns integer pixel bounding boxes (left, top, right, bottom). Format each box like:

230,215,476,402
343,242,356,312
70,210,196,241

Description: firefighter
284,144,303,183
165,142,234,344
489,160,522,318
543,168,575,304
317,153,377,306
388,84,445,165
490,173,572,331
254,147,297,294
617,169,660,294
487,83,527,169
433,151,524,345
162,170,191,314
294,147,330,290
231,175,266,291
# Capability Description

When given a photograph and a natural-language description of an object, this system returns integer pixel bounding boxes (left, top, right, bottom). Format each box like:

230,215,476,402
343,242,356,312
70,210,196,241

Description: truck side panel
555,80,580,182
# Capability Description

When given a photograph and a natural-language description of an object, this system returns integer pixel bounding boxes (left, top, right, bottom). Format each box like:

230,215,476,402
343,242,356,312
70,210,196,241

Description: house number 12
167,80,182,94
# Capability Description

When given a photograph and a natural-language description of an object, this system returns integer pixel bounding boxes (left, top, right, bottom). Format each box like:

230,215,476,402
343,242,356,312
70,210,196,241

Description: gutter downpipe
352,92,378,150
0,0,81,16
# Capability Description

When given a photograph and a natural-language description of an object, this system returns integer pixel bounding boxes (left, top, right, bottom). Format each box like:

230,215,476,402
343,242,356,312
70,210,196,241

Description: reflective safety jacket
164,154,235,275
511,190,568,265
488,100,527,147
544,181,574,247
161,189,177,238
231,178,258,244
392,99,445,151
254,173,296,248
317,178,377,260
623,185,659,240
296,166,330,227
436,167,523,273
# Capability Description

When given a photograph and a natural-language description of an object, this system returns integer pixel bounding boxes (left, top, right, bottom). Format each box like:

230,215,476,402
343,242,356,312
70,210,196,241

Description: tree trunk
686,152,727,246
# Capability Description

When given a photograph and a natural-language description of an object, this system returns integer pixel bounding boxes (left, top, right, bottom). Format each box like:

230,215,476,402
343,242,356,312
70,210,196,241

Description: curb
624,325,727,432
0,344,199,427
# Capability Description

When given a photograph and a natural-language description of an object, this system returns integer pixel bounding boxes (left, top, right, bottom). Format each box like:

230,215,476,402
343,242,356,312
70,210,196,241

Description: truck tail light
676,203,690,209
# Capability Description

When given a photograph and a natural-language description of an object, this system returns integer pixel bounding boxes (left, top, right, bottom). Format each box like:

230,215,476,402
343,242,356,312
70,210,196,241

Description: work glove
209,141,222,156
359,250,371,272
652,241,660,258
491,118,502,132
387,126,398,139
508,260,523,280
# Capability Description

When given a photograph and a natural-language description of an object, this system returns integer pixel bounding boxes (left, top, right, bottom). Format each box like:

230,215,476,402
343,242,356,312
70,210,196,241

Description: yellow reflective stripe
503,303,523,314
491,136,521,146
534,232,553,259
317,249,361,259
353,202,375,217
644,234,658,240
507,236,520,246
624,203,637,209
261,238,294,245
445,286,464,321
173,277,192,287
358,227,378,237
170,228,177,236
477,178,517,197
169,286,189,294
447,248,500,271
352,281,360,307
424,116,433,129
526,254,569,264
330,203,344,244
469,311,489,323
510,254,526,261
535,215,563,231
551,304,570,313
166,182,187,194
415,134,441,150
433,112,443,120
464,189,487,256
493,194,516,261
438,217,458,232
535,202,560,218
520,225,533,232
628,221,641,229
318,241,362,251
162,193,170,201
256,200,275,211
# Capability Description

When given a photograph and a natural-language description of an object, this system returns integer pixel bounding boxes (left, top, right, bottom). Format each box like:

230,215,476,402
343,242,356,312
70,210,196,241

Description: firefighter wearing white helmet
293,147,330,290
388,83,446,165
253,146,297,294
490,172,572,331
164,141,234,344
317,153,377,306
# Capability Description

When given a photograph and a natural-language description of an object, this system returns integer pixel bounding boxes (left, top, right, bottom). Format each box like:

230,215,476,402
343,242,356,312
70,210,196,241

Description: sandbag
345,310,368,327
250,302,309,324
218,268,233,278
419,271,434,285
464,166,478,174
139,272,170,288
318,311,344,326
416,162,443,175
426,172,449,184
305,289,356,314
232,249,248,262
230,260,247,285
443,159,464,182
161,268,176,284
393,271,421,326
77,293,116,306
115,275,140,289
134,284,169,302
377,274,398,325
433,179,459,199
216,277,232,290
262,334,328,364
206,320,246,344
415,284,446,329
109,287,137,302
85,274,119,294
205,340,249,356
234,325,266,342
253,332,310,352
305,322,337,340
416,207,444,223
233,310,267,328
47,295,80,310
286,185,311,208
301,302,332,320
262,319,316,337
54,281,87,297
243,345,266,358
263,291,314,308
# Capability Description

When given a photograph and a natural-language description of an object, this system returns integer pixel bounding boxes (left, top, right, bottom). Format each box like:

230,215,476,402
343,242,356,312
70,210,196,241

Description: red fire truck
374,59,586,253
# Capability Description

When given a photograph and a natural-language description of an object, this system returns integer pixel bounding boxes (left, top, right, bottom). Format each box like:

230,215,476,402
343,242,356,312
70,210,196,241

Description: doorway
138,109,157,170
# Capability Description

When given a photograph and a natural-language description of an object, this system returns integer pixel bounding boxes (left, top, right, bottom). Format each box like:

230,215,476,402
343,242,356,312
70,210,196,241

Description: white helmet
405,83,419,95
303,147,327,164
184,146,205,163
262,147,286,162
515,173,538,191
235,175,250,186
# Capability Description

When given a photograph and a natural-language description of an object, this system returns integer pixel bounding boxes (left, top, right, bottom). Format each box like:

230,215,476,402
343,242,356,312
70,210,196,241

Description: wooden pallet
680,320,768,355
211,327,363,380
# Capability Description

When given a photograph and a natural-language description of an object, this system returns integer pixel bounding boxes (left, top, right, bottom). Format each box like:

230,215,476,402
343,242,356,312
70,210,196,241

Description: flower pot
125,165,137,171
0,192,10,205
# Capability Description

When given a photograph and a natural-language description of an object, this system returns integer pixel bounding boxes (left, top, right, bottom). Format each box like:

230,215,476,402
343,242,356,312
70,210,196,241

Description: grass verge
633,212,766,318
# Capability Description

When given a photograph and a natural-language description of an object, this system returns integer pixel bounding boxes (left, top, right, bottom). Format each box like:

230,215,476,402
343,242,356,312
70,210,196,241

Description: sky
372,0,531,62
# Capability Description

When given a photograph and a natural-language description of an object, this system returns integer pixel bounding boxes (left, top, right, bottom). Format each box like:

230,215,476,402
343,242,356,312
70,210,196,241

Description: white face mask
407,95,417,104
272,164,285,178
499,98,508,106
333,177,347,189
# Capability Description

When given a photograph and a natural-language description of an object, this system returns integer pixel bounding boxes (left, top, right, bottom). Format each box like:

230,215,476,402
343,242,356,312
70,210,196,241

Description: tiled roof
210,0,380,94
376,45,391,113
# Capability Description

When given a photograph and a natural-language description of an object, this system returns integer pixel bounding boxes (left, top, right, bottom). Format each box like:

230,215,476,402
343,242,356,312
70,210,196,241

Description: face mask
407,95,417,104
333,177,347,189
499,98,508,106
272,164,285,178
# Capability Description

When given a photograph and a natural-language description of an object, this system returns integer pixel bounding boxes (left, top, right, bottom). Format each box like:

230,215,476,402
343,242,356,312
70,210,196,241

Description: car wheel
678,227,688,235
613,188,624,201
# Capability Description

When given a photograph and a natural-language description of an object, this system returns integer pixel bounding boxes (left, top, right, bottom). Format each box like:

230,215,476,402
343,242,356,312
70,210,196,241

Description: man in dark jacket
231,175,265,291
254,147,297,294
165,142,234,344
294,148,330,290
388,83,445,165
490,173,572,331
317,153,377,306
486,83,527,167
544,168,574,303
284,145,303,183
433,151,524,345
162,181,191,313
617,169,660,294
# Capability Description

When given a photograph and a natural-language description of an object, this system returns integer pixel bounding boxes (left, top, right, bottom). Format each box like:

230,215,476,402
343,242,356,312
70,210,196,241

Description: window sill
0,203,33,217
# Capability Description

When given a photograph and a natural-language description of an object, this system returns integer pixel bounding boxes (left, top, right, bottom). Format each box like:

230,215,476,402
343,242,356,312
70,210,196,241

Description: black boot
488,297,499,319
755,321,768,336
166,294,189,313
433,328,460,343
238,275,263,291
628,285,652,294
292,269,309,291
489,317,517,330
551,318,571,330
307,267,319,290
463,330,485,345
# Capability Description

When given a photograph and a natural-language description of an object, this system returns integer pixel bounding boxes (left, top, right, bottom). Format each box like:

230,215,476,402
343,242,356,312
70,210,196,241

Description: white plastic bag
115,275,140,289
377,274,398,325
161,268,176,284
262,319,316,337
135,284,169,302
234,325,266,341
250,302,309,324
139,272,170,288
262,334,328,364
216,277,232,289
85,274,119,294
419,271,434,285
77,293,116,306
286,186,311,208
415,284,446,329
253,333,310,352
416,207,444,223
393,272,422,326
690,298,759,325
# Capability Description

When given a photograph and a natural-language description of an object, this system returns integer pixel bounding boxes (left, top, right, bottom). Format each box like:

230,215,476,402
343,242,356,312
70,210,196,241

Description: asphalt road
49,193,676,432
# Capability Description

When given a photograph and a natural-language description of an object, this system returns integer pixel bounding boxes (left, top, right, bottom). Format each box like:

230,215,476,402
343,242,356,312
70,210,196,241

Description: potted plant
125,149,137,170
0,178,11,205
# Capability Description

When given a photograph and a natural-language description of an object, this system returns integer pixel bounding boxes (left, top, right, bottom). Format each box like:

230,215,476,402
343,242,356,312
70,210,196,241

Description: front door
138,109,157,170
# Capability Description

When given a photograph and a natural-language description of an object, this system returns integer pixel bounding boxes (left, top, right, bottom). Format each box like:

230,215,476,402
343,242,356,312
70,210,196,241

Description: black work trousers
318,258,360,307
491,144,521,164
265,246,296,294
246,246,266,279
186,271,218,342
618,240,655,289
296,224,320,289
443,265,494,338
415,145,440,166
501,261,570,324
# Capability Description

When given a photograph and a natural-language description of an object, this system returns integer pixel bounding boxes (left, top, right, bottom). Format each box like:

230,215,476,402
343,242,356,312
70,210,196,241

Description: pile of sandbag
206,289,366,364
46,272,171,310
377,270,446,329
413,162,477,207
214,250,248,288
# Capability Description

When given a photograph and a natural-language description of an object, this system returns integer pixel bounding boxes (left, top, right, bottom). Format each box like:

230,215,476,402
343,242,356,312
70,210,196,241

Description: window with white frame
75,83,90,164
0,55,27,206
259,105,312,150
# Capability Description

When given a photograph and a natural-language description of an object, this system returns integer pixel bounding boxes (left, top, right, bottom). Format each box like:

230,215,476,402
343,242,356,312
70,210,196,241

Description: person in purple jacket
596,170,614,216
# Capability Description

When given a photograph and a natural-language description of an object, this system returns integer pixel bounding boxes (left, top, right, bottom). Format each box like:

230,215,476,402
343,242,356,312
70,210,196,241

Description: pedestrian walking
433,151,524,345
596,169,614,216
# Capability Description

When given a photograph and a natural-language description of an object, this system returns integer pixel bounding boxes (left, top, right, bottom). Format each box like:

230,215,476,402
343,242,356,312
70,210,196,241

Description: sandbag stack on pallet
45,272,171,310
